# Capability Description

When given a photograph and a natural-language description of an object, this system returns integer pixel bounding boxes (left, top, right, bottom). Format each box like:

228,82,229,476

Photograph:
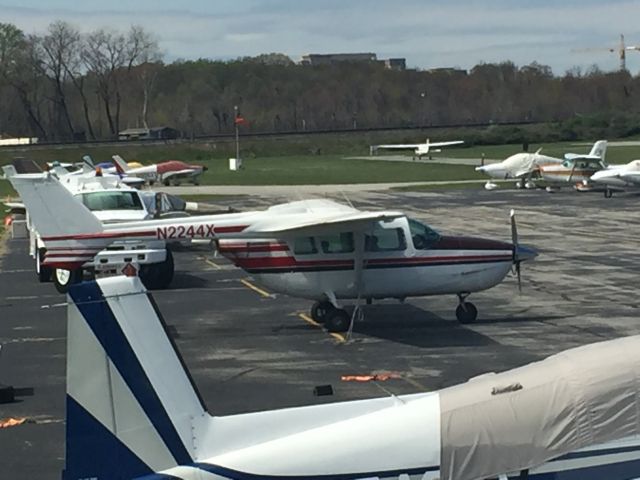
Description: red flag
234,115,246,125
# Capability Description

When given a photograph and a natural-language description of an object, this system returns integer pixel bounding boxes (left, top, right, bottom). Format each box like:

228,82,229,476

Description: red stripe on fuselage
42,230,155,241
229,253,511,270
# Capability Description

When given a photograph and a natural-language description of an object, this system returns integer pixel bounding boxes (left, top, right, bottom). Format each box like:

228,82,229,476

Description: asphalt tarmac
1,186,640,479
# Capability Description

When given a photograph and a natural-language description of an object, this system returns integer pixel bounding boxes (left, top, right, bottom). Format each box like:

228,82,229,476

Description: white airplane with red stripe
6,169,537,331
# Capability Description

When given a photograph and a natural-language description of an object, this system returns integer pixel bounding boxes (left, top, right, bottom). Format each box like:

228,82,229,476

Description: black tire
604,188,613,199
456,302,478,324
35,248,52,283
325,309,351,333
310,300,334,323
53,268,82,294
140,250,174,290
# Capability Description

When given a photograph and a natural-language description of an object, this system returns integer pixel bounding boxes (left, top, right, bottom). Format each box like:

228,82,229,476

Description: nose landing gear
456,293,478,324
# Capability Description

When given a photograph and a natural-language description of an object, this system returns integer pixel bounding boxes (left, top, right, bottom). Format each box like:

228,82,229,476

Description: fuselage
591,160,640,188
539,158,605,185
476,152,561,180
218,216,532,301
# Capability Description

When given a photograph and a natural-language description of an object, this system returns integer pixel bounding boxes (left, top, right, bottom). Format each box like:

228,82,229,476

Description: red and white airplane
111,155,207,186
5,169,537,331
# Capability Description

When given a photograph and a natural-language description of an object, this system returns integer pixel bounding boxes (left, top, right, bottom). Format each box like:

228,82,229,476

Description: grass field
2,137,640,199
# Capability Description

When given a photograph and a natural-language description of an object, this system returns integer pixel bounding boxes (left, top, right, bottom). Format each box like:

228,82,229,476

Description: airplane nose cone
515,244,538,262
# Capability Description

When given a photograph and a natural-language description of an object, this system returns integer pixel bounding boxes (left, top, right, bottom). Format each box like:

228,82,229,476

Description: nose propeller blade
510,209,522,293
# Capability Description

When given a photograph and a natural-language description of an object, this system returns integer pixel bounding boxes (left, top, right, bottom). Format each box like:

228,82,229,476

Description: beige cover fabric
440,335,640,480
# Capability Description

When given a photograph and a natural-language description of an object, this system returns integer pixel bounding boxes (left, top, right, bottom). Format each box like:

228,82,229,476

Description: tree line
1,21,640,143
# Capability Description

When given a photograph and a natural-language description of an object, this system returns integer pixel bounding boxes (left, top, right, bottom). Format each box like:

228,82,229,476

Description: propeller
510,209,522,292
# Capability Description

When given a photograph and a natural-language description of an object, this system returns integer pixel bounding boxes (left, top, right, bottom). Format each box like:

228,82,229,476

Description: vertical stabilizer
112,155,131,175
589,140,607,162
64,277,207,479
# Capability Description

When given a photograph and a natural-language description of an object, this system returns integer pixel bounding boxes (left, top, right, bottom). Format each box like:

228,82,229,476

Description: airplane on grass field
476,140,607,191
6,169,537,331
63,275,640,480
370,139,464,160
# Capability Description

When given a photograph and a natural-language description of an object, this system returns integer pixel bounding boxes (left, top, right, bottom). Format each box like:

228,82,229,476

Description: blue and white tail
64,276,207,480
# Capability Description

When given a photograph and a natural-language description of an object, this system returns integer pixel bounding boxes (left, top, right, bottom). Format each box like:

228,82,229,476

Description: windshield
408,218,441,250
78,191,143,211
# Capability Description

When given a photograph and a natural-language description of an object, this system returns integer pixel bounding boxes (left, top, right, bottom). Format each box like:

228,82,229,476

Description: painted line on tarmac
201,257,222,270
298,313,346,343
240,278,272,298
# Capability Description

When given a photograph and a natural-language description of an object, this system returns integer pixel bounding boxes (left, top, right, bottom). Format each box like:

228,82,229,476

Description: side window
365,227,406,252
409,218,440,250
319,232,354,254
293,237,318,255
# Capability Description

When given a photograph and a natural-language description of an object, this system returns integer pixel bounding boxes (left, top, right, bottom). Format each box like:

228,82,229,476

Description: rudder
64,277,207,479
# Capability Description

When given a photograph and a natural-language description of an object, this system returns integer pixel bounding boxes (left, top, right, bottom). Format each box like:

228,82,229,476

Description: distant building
300,53,406,71
383,58,406,71
118,126,179,141
300,53,378,66
426,67,468,76
0,136,38,146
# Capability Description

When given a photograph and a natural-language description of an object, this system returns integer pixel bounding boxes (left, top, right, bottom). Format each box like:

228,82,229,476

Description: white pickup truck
30,177,184,293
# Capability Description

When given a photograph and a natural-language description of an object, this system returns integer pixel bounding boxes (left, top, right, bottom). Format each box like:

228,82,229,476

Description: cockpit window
294,237,318,255
408,218,440,250
318,232,354,254
78,191,143,211
365,225,406,252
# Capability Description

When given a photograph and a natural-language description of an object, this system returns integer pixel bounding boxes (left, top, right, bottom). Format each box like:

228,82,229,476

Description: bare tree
82,26,159,136
38,21,81,139
0,24,48,138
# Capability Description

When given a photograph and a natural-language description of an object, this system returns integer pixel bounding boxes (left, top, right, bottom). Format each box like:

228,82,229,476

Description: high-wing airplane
63,275,640,480
111,154,207,186
5,170,537,330
589,159,640,197
370,139,464,159
476,140,607,190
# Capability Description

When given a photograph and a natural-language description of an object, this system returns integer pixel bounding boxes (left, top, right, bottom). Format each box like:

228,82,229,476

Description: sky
3,0,640,75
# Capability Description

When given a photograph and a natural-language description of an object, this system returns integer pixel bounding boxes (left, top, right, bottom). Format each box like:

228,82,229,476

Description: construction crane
573,34,640,71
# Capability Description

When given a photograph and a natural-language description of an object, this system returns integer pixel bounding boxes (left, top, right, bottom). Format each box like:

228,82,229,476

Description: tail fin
589,140,607,161
112,155,131,175
65,277,206,479
5,171,106,269
82,155,95,174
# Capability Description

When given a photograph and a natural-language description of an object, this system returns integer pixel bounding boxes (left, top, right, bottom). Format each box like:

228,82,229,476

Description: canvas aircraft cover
439,335,640,480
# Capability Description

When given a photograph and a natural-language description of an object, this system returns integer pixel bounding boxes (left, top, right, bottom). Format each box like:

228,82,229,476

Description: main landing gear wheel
310,300,334,323
53,268,82,294
325,309,351,333
140,250,175,290
604,188,613,199
456,302,478,324
35,248,52,283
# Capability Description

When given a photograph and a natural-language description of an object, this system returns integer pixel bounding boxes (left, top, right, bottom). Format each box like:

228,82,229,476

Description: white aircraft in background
370,138,464,159
590,159,640,197
6,170,536,330
62,275,640,480
476,140,607,190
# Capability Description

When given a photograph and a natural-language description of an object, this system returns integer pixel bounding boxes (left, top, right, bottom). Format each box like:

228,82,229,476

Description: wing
373,144,420,150
238,210,405,238
162,169,198,181
619,171,640,185
426,140,464,148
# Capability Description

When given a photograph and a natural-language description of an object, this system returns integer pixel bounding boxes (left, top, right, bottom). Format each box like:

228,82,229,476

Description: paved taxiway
1,187,639,478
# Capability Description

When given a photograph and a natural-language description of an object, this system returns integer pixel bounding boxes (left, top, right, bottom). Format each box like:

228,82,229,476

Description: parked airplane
538,156,607,191
589,159,640,197
370,139,464,159
476,140,607,190
5,169,537,330
111,154,207,186
63,275,640,480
